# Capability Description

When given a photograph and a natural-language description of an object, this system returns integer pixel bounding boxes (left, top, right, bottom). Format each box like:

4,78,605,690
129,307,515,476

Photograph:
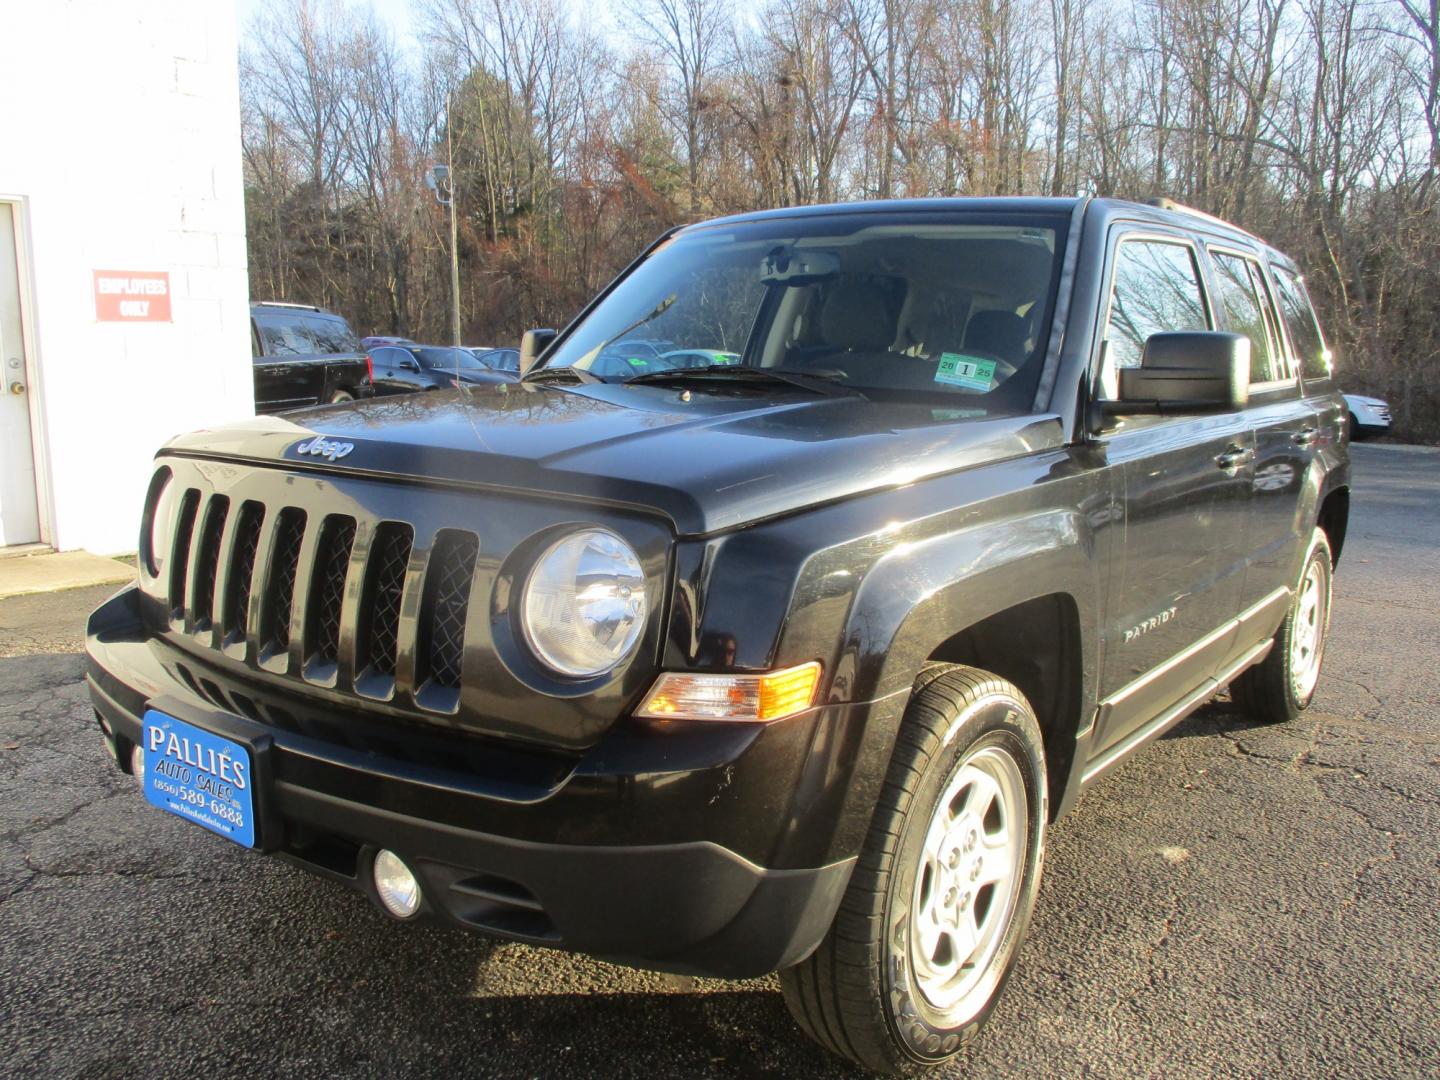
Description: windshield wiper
625,365,858,397
522,365,603,385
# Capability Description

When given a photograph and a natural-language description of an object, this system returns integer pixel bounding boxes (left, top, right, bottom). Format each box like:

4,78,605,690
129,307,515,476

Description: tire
1231,528,1333,723
779,665,1047,1075
329,389,355,404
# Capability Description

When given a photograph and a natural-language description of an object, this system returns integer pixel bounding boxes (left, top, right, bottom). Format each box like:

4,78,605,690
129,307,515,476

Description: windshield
537,211,1068,409
416,347,484,370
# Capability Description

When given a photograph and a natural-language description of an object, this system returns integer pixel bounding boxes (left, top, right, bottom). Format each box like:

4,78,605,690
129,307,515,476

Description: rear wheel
779,665,1047,1074
1232,529,1333,723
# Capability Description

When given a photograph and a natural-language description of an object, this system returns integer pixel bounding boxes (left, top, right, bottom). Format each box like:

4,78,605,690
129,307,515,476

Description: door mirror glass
1111,331,1251,414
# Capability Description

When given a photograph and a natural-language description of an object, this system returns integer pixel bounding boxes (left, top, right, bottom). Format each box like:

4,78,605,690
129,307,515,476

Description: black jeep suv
89,198,1348,1073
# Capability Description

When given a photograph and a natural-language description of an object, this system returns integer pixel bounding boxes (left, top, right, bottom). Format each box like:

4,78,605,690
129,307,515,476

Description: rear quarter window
253,312,318,357
302,314,360,354
1271,267,1332,383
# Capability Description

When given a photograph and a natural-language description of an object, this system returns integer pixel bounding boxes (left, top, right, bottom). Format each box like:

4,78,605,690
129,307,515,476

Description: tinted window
370,347,409,368
254,313,319,357
302,314,359,354
1211,252,1283,383
1102,239,1208,396
484,349,520,372
416,347,483,370
1272,267,1331,382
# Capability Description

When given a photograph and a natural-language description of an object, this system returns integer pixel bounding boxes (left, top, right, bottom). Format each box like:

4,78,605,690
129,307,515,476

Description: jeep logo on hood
293,435,354,462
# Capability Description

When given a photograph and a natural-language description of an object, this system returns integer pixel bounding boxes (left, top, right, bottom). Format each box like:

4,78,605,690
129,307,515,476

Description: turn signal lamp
637,661,822,722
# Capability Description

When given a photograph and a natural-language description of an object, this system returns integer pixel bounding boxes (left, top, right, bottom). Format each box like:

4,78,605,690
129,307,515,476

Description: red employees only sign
93,270,172,322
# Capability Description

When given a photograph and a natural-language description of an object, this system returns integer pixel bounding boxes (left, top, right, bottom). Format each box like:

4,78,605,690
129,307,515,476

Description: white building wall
0,0,252,554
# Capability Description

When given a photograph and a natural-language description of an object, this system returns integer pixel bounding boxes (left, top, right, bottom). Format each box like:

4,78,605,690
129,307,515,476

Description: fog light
373,850,421,918
130,744,145,783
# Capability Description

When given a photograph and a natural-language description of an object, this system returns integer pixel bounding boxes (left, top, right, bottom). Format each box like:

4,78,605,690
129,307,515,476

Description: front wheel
780,665,1047,1074
1231,528,1334,723
330,389,355,404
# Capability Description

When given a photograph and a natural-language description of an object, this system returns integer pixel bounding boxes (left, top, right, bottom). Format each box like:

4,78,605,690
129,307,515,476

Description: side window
1210,252,1284,384
1101,239,1209,398
303,314,360,354
1271,267,1331,382
254,314,317,357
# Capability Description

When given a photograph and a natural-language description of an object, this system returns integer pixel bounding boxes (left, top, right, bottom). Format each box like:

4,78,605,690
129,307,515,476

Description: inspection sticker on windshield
935,353,997,391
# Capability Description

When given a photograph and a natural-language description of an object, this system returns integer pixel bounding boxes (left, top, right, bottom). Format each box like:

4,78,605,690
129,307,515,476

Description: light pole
427,94,462,349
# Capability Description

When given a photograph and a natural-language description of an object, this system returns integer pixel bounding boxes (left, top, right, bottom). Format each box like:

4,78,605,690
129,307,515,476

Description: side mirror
519,328,557,376
398,357,420,372
1099,332,1250,423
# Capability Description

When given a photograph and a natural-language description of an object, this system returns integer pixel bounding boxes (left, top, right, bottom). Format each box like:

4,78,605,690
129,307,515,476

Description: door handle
1215,445,1253,471
1292,426,1318,447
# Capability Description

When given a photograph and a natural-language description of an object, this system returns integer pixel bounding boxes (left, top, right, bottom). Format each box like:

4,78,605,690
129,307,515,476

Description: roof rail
252,300,323,311
1140,197,1261,240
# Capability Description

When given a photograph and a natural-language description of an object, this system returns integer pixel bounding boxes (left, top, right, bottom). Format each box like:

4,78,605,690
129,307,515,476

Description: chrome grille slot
167,489,201,619
303,515,356,684
191,495,230,632
355,522,413,700
415,528,479,712
263,508,307,661
224,501,265,645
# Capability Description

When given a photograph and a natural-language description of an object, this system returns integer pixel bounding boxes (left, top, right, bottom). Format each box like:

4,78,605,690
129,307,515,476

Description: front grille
159,483,480,717
303,515,357,678
167,489,201,617
191,496,230,630
265,508,307,655
224,502,265,643
356,523,413,694
417,530,479,698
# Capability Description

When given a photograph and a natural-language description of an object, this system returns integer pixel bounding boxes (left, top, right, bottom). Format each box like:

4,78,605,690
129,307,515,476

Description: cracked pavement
1,444,1436,1078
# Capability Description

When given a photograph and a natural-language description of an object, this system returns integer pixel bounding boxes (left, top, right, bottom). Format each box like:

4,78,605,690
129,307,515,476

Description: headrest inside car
963,310,1029,364
819,283,897,353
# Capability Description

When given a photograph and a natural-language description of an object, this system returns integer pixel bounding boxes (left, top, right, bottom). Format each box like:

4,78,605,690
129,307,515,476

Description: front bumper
86,587,861,978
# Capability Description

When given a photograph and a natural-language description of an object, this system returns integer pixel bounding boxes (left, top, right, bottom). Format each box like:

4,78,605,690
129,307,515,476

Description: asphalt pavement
1,443,1436,1078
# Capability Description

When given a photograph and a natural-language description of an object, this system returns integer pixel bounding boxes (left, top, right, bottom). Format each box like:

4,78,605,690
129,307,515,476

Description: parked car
361,335,418,350
1343,393,1391,439
468,346,520,374
250,302,372,412
91,197,1349,1074
367,343,521,394
660,348,741,368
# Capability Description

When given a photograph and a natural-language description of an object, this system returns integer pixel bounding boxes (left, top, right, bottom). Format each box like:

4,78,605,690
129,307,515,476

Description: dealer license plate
141,709,256,848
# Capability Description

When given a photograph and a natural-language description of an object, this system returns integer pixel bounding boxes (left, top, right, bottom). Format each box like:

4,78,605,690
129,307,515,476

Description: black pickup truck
88,197,1347,1074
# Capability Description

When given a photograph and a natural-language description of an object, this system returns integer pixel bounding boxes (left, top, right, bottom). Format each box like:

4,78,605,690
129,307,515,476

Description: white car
1343,394,1391,439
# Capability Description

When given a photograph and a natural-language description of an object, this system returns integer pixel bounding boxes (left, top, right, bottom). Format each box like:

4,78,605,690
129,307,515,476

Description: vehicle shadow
232,872,868,1077
1160,696,1279,741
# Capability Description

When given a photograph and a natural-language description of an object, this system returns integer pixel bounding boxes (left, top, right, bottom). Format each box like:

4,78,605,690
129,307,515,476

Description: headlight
521,528,647,677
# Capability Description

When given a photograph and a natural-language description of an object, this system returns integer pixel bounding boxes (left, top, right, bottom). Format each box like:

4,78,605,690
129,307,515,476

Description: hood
163,384,1064,536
